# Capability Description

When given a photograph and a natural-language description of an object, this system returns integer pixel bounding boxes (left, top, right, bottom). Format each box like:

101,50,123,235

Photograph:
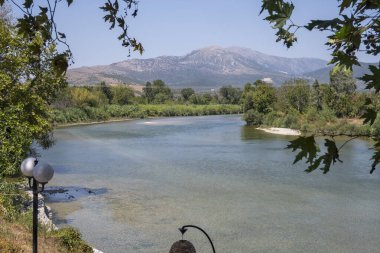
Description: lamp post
21,157,54,253
169,225,216,253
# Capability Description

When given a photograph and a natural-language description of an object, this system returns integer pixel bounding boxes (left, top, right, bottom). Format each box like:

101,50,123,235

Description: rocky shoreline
26,188,104,253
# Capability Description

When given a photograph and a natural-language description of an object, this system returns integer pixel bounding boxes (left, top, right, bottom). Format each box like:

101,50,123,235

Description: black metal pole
180,225,216,253
32,178,38,253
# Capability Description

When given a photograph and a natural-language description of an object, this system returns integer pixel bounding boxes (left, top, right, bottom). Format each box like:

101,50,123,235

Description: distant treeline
52,80,243,124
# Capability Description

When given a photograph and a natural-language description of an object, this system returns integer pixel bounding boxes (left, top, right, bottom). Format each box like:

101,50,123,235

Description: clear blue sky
48,0,377,68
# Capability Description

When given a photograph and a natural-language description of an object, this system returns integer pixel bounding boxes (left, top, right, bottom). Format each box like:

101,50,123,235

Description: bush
320,107,336,122
244,110,263,126
305,107,318,122
53,104,242,124
0,179,29,221
52,227,93,253
370,115,380,137
262,111,284,127
281,111,301,129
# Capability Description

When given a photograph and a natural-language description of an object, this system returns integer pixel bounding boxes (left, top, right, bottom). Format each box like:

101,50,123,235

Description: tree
0,20,66,176
261,0,380,174
243,81,276,114
142,80,173,104
111,86,135,105
280,79,310,113
100,82,113,104
219,86,242,104
330,66,357,95
310,80,323,111
181,88,195,101
189,93,212,105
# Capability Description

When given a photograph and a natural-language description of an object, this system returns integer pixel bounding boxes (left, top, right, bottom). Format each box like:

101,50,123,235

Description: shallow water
40,115,380,253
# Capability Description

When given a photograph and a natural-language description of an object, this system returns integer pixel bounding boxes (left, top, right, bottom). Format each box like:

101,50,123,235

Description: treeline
241,67,380,136
52,80,242,124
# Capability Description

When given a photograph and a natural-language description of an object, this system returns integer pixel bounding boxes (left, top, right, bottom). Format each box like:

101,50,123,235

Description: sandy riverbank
256,127,301,136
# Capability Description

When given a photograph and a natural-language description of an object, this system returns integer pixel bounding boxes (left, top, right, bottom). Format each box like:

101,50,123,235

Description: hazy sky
48,0,378,68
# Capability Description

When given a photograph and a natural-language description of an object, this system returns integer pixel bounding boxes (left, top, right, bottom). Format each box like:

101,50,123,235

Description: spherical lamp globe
33,162,54,183
20,157,37,177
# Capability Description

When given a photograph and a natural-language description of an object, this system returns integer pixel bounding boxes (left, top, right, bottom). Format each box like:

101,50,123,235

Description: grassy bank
53,104,242,125
0,178,93,253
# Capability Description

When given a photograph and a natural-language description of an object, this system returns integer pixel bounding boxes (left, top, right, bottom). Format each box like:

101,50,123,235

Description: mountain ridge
67,46,373,89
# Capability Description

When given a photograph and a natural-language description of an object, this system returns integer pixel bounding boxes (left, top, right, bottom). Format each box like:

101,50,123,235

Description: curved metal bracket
179,225,216,253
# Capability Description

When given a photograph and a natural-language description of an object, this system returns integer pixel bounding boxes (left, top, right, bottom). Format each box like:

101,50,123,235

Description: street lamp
169,225,216,253
21,157,54,253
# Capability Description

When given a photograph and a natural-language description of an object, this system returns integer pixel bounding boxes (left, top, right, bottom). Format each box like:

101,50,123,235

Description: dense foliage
52,81,243,124
0,20,66,177
242,70,377,133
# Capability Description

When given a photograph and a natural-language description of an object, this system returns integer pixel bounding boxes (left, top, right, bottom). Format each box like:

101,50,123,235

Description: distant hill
302,62,374,89
67,46,373,90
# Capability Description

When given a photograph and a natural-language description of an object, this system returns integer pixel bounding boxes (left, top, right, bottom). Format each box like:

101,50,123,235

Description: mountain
67,46,372,89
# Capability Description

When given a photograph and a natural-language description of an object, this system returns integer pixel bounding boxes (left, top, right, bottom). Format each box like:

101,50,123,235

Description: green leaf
23,0,33,9
314,139,340,174
39,6,48,14
361,108,377,125
305,157,323,173
360,65,380,92
370,142,380,173
67,0,73,6
329,51,360,69
339,0,353,13
286,136,319,164
335,24,352,40
52,54,69,76
0,0,5,6
305,18,341,31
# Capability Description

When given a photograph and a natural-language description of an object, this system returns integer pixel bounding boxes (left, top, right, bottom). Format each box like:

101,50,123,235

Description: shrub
320,107,336,122
0,180,29,221
305,107,318,122
281,111,301,129
52,227,93,253
243,110,263,126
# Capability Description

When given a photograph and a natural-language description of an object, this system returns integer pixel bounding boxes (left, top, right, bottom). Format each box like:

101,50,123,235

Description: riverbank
28,189,103,253
53,104,242,126
0,178,98,252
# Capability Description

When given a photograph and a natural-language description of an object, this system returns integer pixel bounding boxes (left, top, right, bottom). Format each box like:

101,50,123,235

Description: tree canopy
0,19,66,176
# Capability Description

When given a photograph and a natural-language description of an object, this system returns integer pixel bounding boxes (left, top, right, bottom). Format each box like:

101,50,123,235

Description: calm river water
40,115,380,253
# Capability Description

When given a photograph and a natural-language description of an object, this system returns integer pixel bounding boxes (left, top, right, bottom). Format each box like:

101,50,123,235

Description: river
39,115,380,253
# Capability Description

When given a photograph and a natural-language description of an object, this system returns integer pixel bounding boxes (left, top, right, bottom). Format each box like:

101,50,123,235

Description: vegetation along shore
52,70,380,138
